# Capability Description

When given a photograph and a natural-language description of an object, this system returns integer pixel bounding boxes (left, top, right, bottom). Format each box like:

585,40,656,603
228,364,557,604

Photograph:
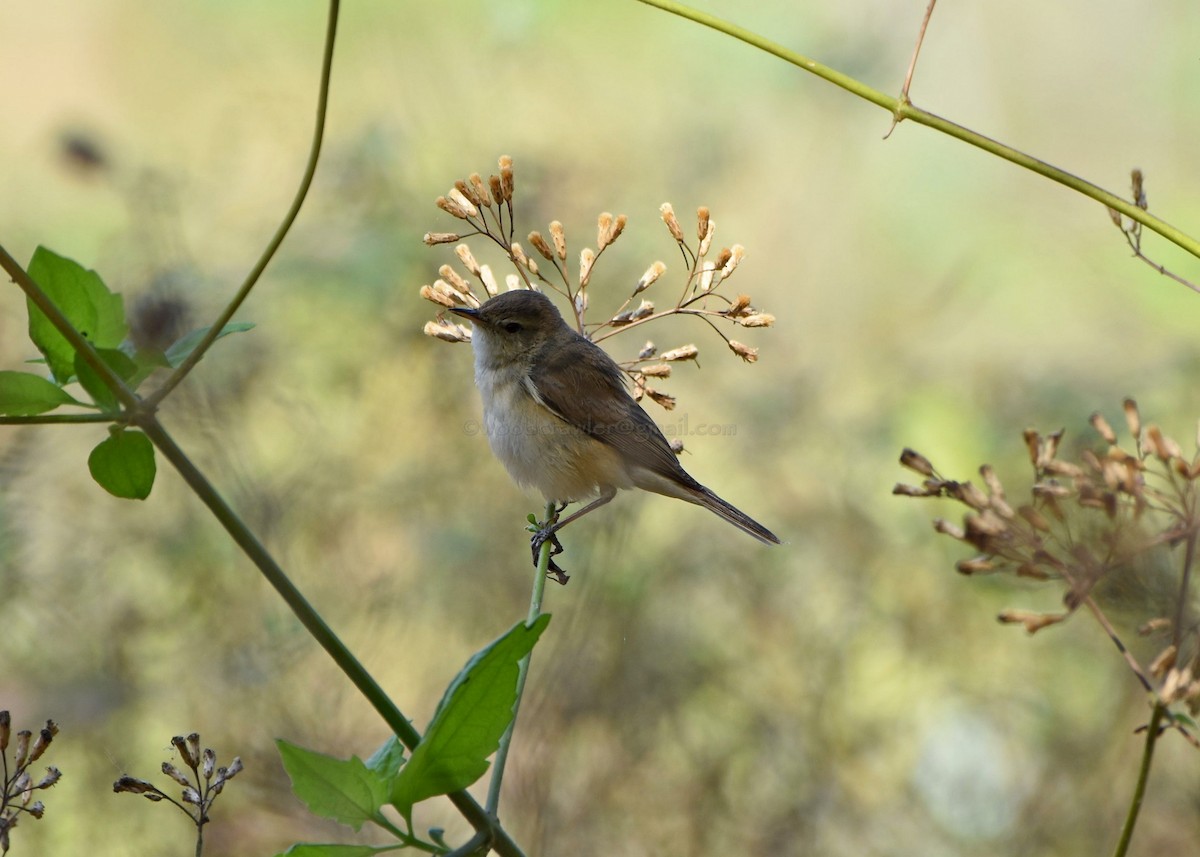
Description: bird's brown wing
527,333,692,483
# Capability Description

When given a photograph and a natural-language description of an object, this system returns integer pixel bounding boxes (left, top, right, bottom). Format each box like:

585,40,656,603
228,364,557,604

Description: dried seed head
725,294,752,317
468,173,491,207
423,320,472,343
420,285,455,309
0,710,9,752
423,231,463,246
222,757,244,781
728,340,758,363
997,609,1066,634
698,262,717,292
574,290,587,316
454,179,482,209
455,244,481,277
14,730,31,769
632,374,646,401
933,518,966,540
1123,398,1141,440
1106,206,1123,227
181,787,201,806
1090,412,1117,444
1138,617,1171,636
505,274,521,291
722,245,745,278
528,231,556,261
697,206,710,241
1150,645,1178,678
1163,666,1192,702
1146,425,1182,461
445,188,479,218
597,212,613,249
635,261,666,294
1018,504,1051,532
630,299,655,321
660,203,684,242
698,220,715,258
498,155,514,202
488,173,504,206
479,265,499,296
639,341,656,359
670,438,685,455
549,221,567,261
737,313,775,328
113,776,158,795
438,265,470,295
950,481,991,511
35,767,62,790
162,762,192,789
579,248,596,289
647,389,676,410
28,724,55,764
980,464,1005,499
899,448,935,477
1131,168,1146,209
956,556,994,574
639,363,671,378
661,344,699,362
202,748,216,780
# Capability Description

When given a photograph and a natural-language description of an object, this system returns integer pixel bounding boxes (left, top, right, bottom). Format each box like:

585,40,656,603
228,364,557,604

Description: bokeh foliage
1,1,1199,854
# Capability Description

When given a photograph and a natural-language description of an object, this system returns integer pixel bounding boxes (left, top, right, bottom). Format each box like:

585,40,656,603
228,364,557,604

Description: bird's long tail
692,485,781,545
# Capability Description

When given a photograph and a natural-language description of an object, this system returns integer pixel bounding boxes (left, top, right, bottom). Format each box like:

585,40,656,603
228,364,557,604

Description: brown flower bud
549,221,567,261
423,231,462,246
1090,412,1117,444
634,261,666,294
1123,398,1141,440
660,344,699,362
659,203,684,242
728,340,758,363
899,448,935,477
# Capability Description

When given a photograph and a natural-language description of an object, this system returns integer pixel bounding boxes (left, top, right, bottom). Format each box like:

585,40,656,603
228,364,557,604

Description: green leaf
165,322,255,368
274,845,394,857
88,430,156,499
27,247,127,383
276,740,388,832
75,348,137,411
364,735,406,779
390,615,551,819
0,371,82,416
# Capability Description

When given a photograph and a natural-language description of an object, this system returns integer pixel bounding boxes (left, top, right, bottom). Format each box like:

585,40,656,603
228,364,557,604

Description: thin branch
632,0,1200,266
487,499,556,818
144,0,340,407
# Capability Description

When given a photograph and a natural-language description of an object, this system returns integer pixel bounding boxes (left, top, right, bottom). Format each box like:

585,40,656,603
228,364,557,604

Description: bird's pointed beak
448,306,479,320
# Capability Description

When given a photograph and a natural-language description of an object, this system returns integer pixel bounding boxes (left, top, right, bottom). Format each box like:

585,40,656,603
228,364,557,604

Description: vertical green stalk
1111,702,1166,857
486,501,556,817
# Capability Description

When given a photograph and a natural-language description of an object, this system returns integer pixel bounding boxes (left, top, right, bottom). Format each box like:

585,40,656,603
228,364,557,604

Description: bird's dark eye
503,321,522,333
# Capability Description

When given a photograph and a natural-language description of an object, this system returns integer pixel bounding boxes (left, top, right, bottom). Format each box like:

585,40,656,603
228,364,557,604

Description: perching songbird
450,289,779,579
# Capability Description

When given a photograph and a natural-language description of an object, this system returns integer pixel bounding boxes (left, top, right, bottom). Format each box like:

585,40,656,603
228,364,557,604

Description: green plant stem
486,500,556,818
0,413,113,425
144,0,339,408
1112,702,1166,857
633,0,1200,264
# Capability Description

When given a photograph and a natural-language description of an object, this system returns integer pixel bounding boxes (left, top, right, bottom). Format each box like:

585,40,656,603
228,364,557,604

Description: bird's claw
531,520,569,585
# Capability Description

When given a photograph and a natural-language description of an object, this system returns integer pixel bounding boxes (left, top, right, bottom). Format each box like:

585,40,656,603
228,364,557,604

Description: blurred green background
2,1,1199,855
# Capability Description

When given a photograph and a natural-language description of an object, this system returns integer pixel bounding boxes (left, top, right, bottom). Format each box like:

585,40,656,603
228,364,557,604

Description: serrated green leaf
276,740,388,832
0,371,83,416
27,247,127,383
364,735,406,780
165,322,255,368
88,430,156,499
74,348,137,411
274,845,393,857
391,614,551,819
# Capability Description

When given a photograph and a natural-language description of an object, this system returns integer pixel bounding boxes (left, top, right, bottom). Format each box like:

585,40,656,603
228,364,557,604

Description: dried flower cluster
896,399,1200,721
420,156,774,420
113,732,243,844
0,712,60,854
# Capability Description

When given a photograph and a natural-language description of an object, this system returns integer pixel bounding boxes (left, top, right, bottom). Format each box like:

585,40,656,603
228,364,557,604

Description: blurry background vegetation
2,1,1199,855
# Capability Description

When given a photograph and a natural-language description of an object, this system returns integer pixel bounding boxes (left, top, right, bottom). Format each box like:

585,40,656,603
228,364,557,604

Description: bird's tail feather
693,486,781,545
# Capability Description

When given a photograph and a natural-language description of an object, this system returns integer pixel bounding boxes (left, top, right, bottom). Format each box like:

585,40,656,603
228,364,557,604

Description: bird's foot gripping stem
530,504,569,585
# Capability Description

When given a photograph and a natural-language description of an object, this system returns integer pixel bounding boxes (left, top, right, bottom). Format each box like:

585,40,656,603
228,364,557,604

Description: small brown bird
450,289,779,576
